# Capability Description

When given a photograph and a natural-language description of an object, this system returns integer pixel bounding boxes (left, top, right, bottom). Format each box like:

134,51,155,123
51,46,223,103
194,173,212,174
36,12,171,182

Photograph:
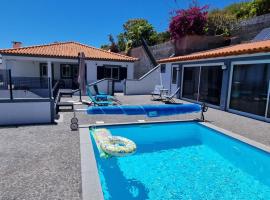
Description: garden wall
130,36,228,78
232,13,270,42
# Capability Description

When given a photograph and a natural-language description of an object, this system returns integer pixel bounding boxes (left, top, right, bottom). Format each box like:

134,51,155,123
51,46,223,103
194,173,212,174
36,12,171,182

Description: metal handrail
52,81,60,100
88,78,114,87
125,64,161,82
88,78,115,96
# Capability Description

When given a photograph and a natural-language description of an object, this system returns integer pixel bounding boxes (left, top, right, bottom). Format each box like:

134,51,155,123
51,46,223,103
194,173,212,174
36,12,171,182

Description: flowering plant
169,5,208,39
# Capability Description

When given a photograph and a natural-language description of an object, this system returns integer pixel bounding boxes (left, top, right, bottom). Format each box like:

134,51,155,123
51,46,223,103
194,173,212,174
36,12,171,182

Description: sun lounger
163,87,181,103
86,86,114,106
91,85,121,104
151,85,164,100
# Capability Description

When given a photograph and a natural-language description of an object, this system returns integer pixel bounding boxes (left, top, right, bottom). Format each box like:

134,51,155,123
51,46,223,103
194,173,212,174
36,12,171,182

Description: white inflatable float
92,128,136,158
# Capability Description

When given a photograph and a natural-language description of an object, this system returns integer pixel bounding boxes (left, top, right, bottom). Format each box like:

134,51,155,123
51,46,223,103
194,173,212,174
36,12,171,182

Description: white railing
125,64,161,95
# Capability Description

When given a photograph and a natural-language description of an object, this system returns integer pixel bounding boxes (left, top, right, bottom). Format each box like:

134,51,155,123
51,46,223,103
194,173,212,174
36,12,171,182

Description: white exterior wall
86,60,134,92
125,65,161,95
4,60,40,77
1,55,134,92
161,63,172,92
0,101,52,125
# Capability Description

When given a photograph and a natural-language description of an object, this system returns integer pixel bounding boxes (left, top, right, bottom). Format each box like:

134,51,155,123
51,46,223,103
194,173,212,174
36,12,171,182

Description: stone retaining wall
233,13,270,42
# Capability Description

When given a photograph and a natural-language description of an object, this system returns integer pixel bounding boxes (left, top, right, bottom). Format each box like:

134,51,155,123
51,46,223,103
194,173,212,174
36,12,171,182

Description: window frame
227,60,270,120
60,64,73,79
98,65,121,81
40,63,48,77
181,62,224,107
171,66,178,84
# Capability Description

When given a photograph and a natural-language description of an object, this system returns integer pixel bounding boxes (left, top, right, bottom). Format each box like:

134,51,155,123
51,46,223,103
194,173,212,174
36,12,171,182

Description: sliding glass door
182,65,223,106
182,67,200,101
199,66,223,105
229,63,270,119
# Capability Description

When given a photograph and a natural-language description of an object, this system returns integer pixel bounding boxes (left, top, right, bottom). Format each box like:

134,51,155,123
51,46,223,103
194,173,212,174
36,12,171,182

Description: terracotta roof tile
0,41,138,62
158,39,270,63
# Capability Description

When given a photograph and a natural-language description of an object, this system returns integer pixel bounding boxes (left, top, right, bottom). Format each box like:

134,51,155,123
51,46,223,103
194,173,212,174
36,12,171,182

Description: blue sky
0,0,240,49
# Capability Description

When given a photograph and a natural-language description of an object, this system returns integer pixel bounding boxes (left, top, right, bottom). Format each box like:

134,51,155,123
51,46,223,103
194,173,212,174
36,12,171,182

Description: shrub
206,9,237,36
169,5,208,39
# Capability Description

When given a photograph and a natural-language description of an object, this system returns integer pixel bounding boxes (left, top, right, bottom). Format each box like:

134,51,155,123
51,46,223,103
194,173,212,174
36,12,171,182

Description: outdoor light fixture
222,65,227,70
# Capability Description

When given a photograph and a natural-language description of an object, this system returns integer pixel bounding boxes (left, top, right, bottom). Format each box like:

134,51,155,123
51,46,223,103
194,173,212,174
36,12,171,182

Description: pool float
100,136,137,157
92,128,112,158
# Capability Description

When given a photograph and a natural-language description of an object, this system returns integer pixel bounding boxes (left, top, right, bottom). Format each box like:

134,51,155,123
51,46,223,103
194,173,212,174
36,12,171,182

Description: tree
100,44,110,51
107,34,119,53
117,33,126,52
122,19,158,49
224,0,270,20
169,5,208,39
249,0,270,17
157,31,171,43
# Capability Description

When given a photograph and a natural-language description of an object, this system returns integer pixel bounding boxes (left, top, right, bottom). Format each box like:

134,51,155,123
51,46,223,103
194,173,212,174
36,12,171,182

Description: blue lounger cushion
87,104,201,117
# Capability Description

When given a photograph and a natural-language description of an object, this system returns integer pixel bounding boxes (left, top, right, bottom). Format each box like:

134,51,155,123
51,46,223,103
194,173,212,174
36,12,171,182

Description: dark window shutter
161,64,166,73
120,67,127,80
97,66,104,80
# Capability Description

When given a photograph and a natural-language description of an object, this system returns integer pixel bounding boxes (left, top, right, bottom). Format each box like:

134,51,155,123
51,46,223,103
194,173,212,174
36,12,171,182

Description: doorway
182,64,223,106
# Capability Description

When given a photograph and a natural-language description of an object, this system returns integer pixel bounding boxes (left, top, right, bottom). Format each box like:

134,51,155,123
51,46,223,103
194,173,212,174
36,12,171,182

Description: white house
0,41,137,92
0,41,137,125
158,39,270,122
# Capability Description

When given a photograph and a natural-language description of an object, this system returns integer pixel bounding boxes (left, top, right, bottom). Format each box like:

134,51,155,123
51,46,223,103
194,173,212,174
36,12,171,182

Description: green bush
224,0,270,19
206,9,237,36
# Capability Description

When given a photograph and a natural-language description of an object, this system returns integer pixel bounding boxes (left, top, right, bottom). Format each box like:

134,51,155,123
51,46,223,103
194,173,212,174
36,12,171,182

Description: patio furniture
93,84,117,102
93,84,106,95
86,86,114,106
163,87,181,104
88,85,121,104
151,85,166,100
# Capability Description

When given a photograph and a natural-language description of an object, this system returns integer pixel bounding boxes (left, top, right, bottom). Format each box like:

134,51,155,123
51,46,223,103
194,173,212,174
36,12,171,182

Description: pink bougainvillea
169,5,208,40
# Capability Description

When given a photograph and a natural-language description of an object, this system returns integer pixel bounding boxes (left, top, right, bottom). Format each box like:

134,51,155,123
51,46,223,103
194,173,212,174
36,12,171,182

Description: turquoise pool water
90,122,270,200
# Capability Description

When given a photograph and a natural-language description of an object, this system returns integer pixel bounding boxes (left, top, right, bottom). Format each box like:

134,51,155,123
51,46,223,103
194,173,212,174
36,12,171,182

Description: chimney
12,41,22,48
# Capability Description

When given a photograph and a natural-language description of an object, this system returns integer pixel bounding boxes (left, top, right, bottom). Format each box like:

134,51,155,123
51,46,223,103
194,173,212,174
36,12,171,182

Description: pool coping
200,122,270,154
79,120,270,200
79,127,104,200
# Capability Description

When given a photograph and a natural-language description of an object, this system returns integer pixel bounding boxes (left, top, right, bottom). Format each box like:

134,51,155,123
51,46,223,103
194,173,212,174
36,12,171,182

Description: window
97,65,127,81
40,63,48,77
229,63,270,117
172,67,178,84
61,64,72,78
160,64,166,73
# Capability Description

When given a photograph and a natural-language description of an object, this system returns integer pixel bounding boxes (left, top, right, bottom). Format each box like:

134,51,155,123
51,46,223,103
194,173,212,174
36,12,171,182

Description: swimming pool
90,121,270,200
